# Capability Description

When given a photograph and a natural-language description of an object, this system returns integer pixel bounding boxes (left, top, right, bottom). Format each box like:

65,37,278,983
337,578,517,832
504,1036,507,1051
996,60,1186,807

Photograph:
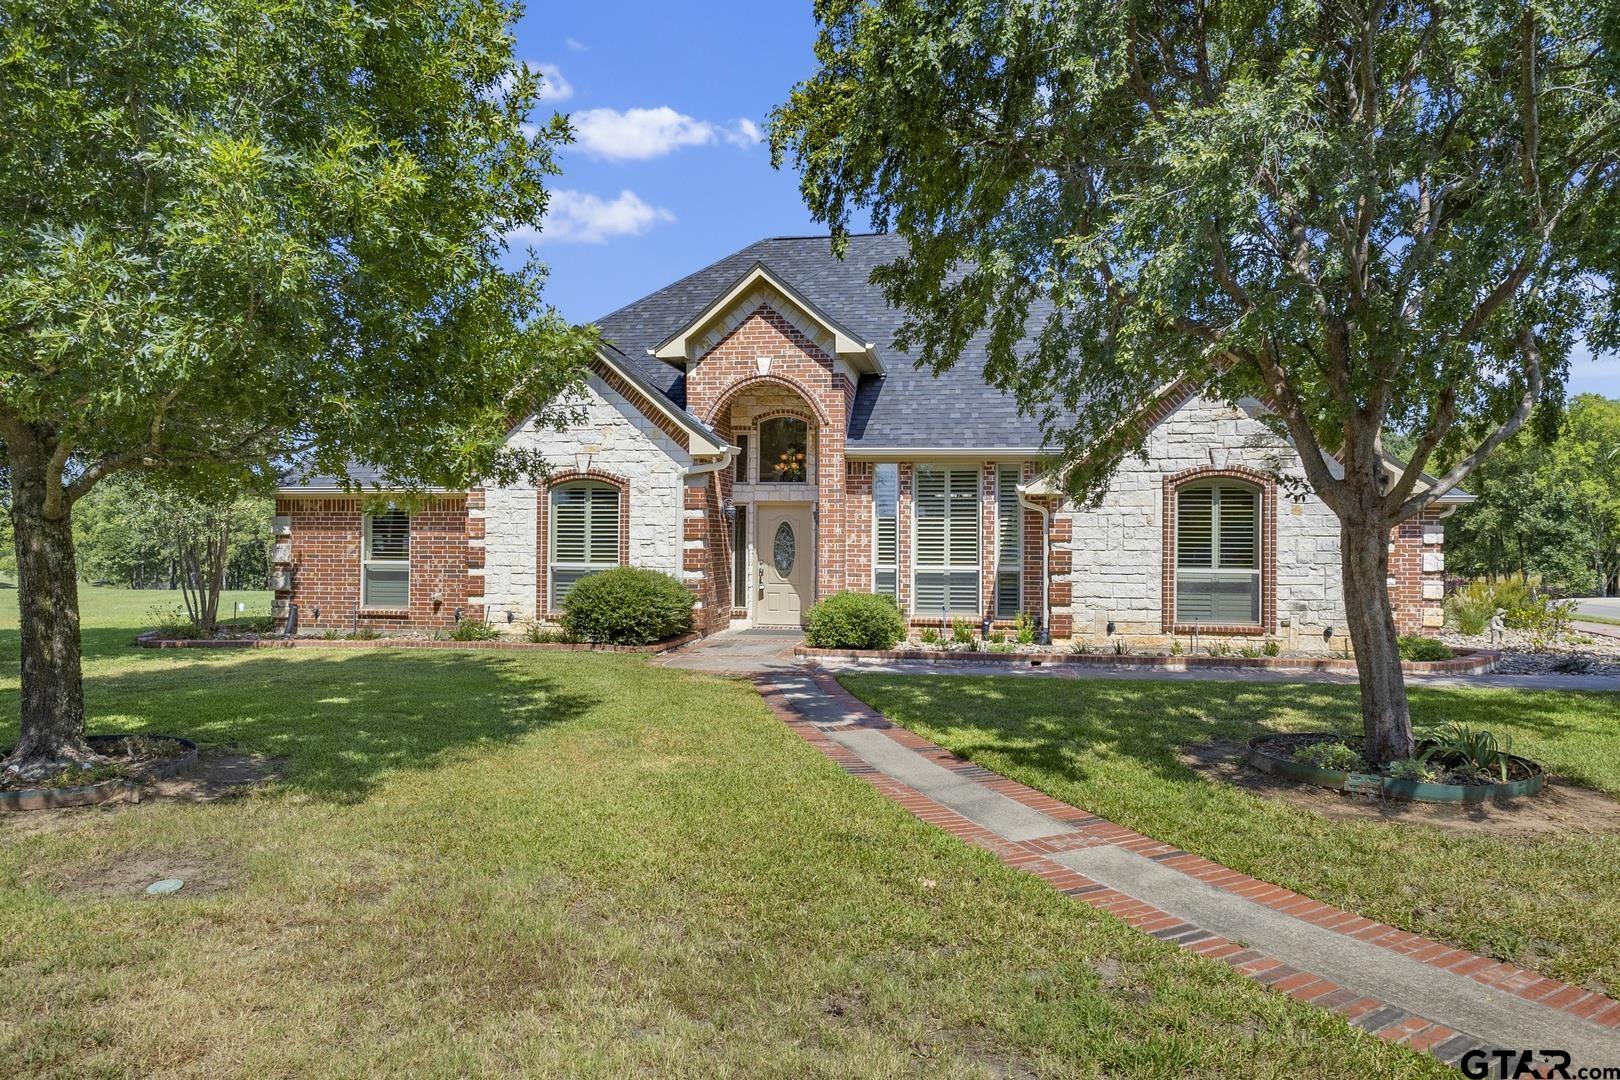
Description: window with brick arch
1174,481,1261,625
550,481,620,605
758,416,811,483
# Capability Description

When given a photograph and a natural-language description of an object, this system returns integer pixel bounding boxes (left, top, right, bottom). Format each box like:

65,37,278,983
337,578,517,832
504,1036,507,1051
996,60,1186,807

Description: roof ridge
592,237,774,324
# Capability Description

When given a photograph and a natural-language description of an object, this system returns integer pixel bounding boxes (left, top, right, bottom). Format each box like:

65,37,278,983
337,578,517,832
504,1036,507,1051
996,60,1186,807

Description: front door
756,504,813,626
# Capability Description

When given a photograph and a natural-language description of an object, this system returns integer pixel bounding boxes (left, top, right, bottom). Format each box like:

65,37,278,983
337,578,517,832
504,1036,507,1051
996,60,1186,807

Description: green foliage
1397,636,1454,662
519,620,570,644
1293,742,1368,774
1262,638,1282,658
71,474,272,591
918,626,941,646
1445,575,1579,637
1444,396,1620,596
950,618,975,646
1169,639,1183,656
559,567,694,646
446,619,500,642
805,591,906,650
1385,758,1441,783
1013,610,1036,646
0,0,596,498
986,630,1006,644
1418,723,1516,783
772,0,1620,755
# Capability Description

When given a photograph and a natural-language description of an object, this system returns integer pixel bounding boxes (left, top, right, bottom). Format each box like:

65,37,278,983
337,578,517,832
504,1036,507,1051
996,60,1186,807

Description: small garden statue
1489,607,1507,647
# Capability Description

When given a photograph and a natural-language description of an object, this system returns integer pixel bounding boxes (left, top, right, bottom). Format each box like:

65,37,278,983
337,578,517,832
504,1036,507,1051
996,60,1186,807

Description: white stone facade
471,372,692,623
1056,396,1348,649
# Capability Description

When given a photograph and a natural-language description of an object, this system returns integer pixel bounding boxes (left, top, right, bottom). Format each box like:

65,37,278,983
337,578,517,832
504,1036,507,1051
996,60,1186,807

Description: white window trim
360,510,409,610
1174,482,1262,625
996,464,1023,619
872,463,899,600
911,463,982,619
549,481,622,609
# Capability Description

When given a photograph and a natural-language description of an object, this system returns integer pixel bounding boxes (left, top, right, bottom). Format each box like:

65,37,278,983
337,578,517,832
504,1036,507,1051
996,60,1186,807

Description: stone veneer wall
478,372,691,624
1050,395,1442,650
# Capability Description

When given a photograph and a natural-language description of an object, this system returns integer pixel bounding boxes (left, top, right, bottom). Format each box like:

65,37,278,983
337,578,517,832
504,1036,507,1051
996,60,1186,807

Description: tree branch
1389,326,1543,522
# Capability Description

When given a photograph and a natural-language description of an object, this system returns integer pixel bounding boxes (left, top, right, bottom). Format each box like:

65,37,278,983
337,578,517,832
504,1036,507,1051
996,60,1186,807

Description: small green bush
1013,610,1036,646
1293,741,1367,773
1397,635,1454,662
447,618,500,642
951,617,976,646
919,626,941,645
1262,637,1281,657
560,567,694,645
1385,758,1440,783
805,591,906,650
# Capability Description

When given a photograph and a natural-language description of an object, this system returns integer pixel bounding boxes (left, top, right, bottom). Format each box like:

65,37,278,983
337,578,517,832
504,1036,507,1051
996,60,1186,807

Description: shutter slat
1217,487,1258,569
588,486,619,564
1176,488,1214,568
368,511,409,561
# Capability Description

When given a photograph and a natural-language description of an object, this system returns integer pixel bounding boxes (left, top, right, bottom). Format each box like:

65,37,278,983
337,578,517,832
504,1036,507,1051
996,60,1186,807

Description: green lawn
0,589,1441,1077
839,672,1620,999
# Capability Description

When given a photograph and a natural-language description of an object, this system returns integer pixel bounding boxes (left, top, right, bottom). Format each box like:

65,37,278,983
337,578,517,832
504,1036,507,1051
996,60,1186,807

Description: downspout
1017,485,1052,640
686,448,738,630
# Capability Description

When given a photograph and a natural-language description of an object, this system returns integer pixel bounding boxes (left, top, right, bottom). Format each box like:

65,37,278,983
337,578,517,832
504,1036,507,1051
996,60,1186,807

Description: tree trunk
1340,508,1414,767
3,436,94,778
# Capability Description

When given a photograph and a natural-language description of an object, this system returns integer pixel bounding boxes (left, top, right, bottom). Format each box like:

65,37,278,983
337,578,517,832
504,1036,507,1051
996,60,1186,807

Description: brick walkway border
133,630,699,654
755,671,1620,1070
794,645,1500,676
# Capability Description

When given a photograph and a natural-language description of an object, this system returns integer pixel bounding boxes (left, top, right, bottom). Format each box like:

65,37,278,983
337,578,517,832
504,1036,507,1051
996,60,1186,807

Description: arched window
758,416,811,483
550,481,621,605
1175,481,1261,624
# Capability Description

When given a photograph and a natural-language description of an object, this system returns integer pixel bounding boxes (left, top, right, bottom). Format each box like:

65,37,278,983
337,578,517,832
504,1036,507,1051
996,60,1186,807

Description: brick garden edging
755,671,1620,1068
134,630,700,654
793,645,1500,676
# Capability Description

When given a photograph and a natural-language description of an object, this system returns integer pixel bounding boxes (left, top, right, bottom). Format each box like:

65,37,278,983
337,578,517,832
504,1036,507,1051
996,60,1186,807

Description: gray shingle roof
597,234,1050,450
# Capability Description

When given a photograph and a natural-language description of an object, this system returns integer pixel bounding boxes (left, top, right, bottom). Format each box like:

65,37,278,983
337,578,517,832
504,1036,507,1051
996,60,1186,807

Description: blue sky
506,3,1619,398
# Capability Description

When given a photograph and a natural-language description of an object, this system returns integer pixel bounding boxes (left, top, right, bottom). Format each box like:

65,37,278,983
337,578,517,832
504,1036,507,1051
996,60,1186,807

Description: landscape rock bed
1437,627,1620,677
1246,732,1546,804
1,735,198,811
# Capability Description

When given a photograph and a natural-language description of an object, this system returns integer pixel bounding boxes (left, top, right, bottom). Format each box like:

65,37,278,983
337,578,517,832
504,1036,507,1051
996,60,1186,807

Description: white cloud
722,118,762,148
534,63,573,102
488,62,572,104
565,37,587,52
506,189,675,246
570,107,762,160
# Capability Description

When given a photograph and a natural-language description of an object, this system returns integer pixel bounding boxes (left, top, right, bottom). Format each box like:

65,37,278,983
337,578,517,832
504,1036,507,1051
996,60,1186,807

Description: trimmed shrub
804,591,906,650
1397,635,1454,662
560,567,693,645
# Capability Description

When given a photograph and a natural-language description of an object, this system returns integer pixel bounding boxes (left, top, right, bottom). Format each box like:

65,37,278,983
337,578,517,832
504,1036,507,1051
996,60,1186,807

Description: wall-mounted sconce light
506,610,514,624
1106,620,1116,636
454,607,463,624
724,503,737,524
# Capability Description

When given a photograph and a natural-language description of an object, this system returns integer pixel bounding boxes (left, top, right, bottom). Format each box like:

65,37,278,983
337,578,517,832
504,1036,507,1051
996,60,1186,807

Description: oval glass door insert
773,521,796,577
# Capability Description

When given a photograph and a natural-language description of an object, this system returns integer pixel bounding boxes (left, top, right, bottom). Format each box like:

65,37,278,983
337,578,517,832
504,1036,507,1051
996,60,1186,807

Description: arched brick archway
700,372,830,428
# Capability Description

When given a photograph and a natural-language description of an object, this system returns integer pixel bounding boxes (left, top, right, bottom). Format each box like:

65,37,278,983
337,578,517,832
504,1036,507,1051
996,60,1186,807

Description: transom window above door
757,416,811,483
1174,481,1261,624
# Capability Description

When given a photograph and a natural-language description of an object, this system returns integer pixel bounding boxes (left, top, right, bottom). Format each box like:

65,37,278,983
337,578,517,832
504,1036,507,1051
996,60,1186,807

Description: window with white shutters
996,465,1022,618
550,481,621,606
913,465,981,617
361,509,410,608
873,464,898,598
1175,482,1261,624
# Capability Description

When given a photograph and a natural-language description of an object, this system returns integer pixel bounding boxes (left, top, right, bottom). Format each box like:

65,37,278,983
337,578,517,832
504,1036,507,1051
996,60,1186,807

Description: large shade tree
773,0,1620,764
1,0,596,777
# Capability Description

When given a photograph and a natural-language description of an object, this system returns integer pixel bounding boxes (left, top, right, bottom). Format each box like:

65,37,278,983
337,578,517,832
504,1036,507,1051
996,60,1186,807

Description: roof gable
650,263,883,376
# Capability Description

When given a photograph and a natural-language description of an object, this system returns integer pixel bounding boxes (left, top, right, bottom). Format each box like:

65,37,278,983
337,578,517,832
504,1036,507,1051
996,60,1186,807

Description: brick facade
274,495,472,632
1390,509,1448,634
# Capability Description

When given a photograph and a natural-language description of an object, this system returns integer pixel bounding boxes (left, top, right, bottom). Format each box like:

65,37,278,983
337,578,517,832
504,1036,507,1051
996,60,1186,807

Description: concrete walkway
658,626,804,674
811,655,1620,693
756,671,1620,1071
